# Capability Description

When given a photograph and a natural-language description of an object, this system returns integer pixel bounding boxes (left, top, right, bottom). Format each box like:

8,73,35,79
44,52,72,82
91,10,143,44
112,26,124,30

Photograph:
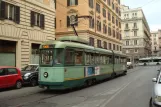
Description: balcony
124,27,130,31
132,26,138,30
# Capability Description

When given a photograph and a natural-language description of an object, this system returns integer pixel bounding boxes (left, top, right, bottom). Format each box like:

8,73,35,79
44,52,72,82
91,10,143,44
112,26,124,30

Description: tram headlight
44,72,48,78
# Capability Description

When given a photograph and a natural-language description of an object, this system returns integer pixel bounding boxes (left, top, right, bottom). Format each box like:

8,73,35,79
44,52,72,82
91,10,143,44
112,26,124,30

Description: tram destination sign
42,45,54,49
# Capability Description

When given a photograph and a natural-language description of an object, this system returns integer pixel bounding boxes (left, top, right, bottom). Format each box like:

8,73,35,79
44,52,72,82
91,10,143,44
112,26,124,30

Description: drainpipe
0,0,1,18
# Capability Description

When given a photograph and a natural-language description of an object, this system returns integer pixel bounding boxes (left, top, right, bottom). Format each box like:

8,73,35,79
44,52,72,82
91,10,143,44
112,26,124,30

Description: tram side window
102,55,106,64
75,51,83,65
95,54,100,65
109,56,113,64
54,49,63,65
65,49,74,65
85,53,91,65
91,53,95,64
106,56,109,64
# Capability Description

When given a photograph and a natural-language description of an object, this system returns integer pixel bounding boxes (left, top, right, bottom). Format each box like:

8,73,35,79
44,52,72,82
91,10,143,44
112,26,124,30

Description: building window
117,45,119,51
119,22,121,28
103,8,106,17
134,23,137,28
67,15,78,27
96,3,100,13
108,0,111,6
31,11,45,29
104,41,107,49
135,49,138,53
126,41,129,46
116,19,118,26
89,0,93,8
125,23,128,29
108,12,111,21
103,24,107,34
134,31,137,36
112,16,115,24
125,31,129,36
89,37,94,46
116,7,118,13
120,46,122,51
97,20,101,31
118,0,120,4
109,43,111,50
119,10,121,16
112,2,114,10
89,18,94,29
126,50,129,53
97,40,101,48
120,34,122,40
108,27,111,36
67,0,78,6
116,32,119,39
0,1,20,24
134,40,138,45
113,30,115,37
113,44,115,50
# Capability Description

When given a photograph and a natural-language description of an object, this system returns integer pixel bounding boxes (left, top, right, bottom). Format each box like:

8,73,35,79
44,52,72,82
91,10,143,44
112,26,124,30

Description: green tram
39,36,127,90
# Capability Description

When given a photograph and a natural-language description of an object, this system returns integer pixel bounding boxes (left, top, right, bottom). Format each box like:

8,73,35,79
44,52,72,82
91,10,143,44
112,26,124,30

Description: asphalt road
0,66,160,107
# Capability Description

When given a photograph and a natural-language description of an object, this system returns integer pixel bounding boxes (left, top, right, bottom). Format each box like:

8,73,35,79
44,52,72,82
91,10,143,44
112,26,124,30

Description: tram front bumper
39,81,68,90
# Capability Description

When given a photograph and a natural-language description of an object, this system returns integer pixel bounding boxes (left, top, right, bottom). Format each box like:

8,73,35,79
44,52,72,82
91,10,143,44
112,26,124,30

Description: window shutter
14,6,20,24
92,19,94,28
67,16,70,27
0,1,6,19
31,11,35,27
55,18,56,29
40,14,45,29
75,15,78,26
75,0,78,5
67,0,70,6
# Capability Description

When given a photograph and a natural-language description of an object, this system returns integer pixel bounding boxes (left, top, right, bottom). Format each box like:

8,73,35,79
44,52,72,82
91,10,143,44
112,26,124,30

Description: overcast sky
121,0,161,31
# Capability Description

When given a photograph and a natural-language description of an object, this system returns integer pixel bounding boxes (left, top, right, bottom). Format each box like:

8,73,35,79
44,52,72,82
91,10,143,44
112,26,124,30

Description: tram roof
57,36,89,45
41,40,127,57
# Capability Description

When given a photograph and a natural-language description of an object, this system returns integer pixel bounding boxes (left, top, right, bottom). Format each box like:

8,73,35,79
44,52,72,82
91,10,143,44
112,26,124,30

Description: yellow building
0,0,55,68
55,0,122,52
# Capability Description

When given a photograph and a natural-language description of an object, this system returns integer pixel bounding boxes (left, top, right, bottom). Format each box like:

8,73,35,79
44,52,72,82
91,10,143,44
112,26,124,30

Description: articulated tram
38,36,127,90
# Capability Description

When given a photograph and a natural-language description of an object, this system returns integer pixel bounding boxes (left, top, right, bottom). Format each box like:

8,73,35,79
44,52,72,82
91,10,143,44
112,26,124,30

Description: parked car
0,66,23,89
21,64,39,86
150,69,161,107
127,62,133,69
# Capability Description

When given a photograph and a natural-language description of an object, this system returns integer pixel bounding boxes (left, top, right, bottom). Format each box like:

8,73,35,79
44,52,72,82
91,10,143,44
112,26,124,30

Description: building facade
55,0,122,52
151,31,160,56
0,0,55,68
121,5,151,62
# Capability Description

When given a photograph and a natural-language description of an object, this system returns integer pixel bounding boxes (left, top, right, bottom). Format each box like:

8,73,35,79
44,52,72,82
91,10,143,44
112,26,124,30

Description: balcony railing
132,26,138,30
124,27,130,31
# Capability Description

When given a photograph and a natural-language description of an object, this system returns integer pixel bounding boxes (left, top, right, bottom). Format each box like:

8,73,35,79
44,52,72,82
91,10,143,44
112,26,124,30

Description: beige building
121,5,151,62
55,0,122,52
0,0,55,68
151,31,160,56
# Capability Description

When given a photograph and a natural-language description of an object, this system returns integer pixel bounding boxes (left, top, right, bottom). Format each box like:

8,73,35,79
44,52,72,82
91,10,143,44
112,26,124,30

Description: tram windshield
40,49,64,66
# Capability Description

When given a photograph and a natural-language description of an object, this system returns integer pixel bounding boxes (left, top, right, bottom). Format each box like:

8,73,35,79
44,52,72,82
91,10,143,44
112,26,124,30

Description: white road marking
72,99,106,107
99,75,141,107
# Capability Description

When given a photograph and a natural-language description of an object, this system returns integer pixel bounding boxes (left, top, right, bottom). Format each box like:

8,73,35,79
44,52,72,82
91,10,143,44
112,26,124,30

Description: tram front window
40,49,54,65
40,49,64,66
